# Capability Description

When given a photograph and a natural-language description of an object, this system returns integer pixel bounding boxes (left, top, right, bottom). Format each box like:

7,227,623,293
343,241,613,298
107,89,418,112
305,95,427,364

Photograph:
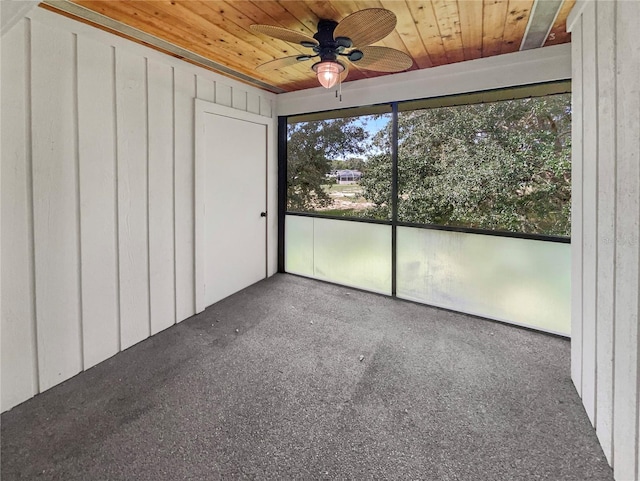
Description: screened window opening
283,82,572,335
286,113,392,221
285,84,571,239
396,93,572,236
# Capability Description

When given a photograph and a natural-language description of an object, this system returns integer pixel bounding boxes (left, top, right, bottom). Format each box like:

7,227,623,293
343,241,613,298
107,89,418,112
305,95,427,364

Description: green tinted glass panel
284,215,314,277
396,227,570,335
285,215,392,295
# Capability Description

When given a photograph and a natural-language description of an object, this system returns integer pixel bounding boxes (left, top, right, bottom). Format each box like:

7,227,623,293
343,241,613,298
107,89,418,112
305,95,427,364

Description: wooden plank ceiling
42,0,575,93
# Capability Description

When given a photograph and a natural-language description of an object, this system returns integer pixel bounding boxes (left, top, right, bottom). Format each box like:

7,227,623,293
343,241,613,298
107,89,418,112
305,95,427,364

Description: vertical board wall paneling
571,0,640,477
570,18,584,395
0,20,38,410
580,0,598,426
260,97,272,118
216,83,232,107
594,0,616,464
196,76,215,103
147,59,176,335
2,9,277,412
173,69,196,322
613,1,640,479
247,91,260,115
115,48,151,349
232,88,248,111
31,21,83,390
77,36,119,368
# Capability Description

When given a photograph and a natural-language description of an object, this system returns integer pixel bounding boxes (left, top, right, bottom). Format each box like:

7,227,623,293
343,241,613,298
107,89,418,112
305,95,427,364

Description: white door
198,108,267,309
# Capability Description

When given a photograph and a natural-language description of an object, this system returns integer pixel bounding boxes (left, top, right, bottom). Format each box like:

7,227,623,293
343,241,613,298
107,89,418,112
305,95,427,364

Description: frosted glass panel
314,219,391,295
397,227,571,335
285,215,314,277
285,215,392,295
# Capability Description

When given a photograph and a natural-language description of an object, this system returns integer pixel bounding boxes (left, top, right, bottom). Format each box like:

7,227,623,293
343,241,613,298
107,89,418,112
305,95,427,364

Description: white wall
1,8,277,412
0,0,40,36
568,1,640,479
277,43,571,116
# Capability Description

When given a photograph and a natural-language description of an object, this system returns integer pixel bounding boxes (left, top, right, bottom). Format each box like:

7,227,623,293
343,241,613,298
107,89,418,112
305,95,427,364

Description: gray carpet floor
1,274,613,480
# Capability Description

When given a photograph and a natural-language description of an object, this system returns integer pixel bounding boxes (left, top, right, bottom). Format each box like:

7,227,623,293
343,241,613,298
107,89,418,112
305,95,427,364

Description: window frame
279,79,571,279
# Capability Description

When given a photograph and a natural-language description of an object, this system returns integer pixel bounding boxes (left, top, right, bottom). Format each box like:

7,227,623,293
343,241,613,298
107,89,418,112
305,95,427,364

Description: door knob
260,212,267,217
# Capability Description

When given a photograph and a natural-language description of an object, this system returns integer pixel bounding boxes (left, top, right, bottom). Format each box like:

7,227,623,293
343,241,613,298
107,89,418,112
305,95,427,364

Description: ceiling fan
250,8,413,89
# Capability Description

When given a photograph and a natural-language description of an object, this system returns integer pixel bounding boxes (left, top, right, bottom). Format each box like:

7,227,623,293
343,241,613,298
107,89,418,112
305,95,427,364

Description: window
397,93,571,236
285,82,571,238
287,112,392,220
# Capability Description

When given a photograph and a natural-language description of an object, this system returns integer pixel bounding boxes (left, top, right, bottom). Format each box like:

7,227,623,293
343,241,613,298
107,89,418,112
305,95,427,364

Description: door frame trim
194,99,271,313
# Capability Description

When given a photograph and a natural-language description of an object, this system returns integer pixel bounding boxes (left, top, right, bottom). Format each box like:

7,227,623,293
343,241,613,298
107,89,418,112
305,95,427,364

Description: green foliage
287,94,572,236
287,118,366,211
360,94,572,236
331,158,367,172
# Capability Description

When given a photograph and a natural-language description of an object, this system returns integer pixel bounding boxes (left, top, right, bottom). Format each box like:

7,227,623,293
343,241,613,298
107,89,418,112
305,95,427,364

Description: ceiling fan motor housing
313,19,352,62
252,9,412,78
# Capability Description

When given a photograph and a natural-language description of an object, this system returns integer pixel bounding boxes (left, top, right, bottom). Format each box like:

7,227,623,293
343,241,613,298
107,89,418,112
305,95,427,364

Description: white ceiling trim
277,44,571,116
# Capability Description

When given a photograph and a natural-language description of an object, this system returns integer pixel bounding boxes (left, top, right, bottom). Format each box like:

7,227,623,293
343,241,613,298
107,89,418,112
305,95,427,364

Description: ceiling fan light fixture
312,60,345,89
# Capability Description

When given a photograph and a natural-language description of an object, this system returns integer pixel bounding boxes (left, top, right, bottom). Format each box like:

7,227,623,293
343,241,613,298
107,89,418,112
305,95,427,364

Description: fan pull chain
335,73,343,102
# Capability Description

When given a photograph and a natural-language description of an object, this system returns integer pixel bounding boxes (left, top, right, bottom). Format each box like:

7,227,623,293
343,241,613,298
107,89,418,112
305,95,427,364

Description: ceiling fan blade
256,55,311,72
354,46,413,72
334,9,396,47
250,24,318,47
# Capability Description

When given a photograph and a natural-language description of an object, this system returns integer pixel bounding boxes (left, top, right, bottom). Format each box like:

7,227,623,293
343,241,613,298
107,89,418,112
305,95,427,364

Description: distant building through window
336,170,362,184
286,83,571,237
